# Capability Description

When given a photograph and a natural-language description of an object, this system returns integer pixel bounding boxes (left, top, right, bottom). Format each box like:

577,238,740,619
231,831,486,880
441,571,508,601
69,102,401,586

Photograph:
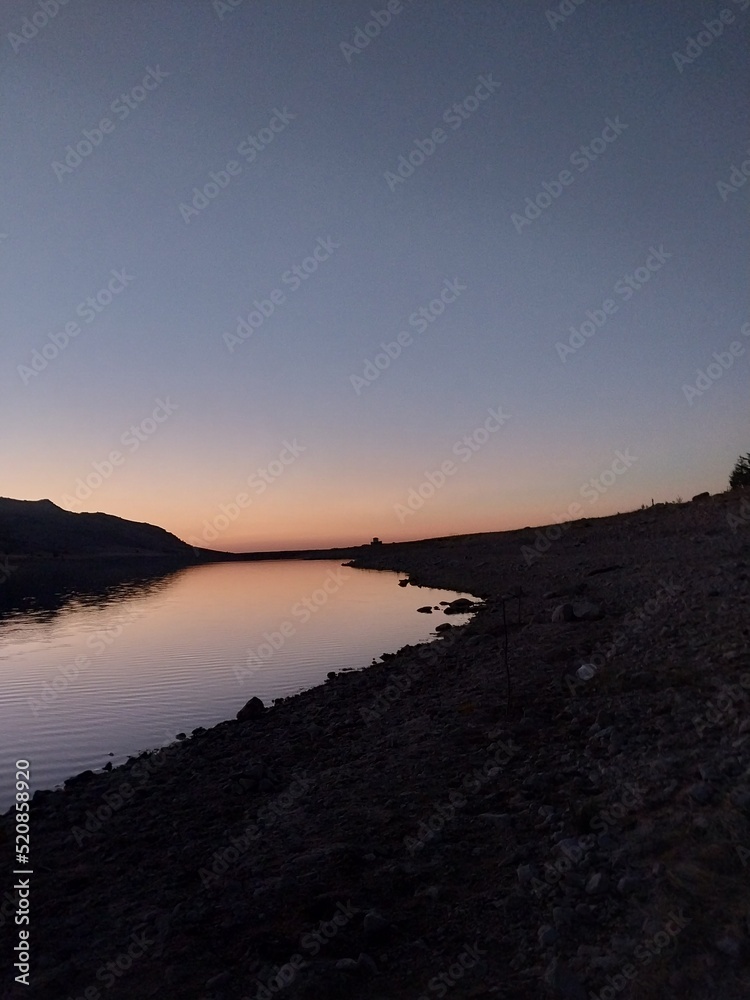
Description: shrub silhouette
729,453,750,489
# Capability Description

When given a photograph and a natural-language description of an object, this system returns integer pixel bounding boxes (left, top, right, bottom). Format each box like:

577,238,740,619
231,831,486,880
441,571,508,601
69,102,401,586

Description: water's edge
3,565,482,808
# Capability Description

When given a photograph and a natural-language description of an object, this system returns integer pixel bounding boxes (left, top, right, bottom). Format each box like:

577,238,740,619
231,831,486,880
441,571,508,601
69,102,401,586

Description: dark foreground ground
1,492,750,999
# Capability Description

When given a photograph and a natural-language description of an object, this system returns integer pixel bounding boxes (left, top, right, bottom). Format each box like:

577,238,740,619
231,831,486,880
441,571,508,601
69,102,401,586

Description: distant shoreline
0,545,367,563
1,494,725,566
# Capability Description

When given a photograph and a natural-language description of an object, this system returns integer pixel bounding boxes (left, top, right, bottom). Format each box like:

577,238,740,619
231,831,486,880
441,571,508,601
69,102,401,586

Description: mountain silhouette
0,498,194,558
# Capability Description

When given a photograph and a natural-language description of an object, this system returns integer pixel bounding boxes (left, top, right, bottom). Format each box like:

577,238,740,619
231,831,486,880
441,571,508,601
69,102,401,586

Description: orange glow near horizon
14,481,723,553
4,422,736,553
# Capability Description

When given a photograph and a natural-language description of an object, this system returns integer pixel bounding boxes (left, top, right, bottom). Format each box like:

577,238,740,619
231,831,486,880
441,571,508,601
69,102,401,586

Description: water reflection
0,557,187,625
0,559,474,808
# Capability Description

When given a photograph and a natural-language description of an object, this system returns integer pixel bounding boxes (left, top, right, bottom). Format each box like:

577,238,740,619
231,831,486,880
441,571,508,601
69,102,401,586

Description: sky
1,0,748,551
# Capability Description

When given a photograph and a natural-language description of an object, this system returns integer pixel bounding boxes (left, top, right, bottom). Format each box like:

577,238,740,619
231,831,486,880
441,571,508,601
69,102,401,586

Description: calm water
0,559,473,808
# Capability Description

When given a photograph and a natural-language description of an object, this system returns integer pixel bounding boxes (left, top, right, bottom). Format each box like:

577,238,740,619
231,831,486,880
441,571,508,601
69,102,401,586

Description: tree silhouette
730,453,750,489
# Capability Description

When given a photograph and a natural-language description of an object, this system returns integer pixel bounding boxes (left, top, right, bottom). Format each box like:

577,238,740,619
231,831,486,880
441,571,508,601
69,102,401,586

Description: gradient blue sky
2,0,748,550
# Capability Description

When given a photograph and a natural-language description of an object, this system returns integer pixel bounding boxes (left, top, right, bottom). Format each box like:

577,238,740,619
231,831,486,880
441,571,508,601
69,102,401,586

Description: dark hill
0,497,194,558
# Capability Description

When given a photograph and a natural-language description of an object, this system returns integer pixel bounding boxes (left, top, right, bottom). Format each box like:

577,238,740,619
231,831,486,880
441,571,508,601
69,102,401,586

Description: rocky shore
2,491,750,999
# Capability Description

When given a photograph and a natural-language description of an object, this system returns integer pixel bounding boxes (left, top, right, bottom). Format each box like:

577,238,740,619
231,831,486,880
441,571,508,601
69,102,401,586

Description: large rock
551,603,575,623
586,564,623,577
443,598,476,615
236,696,265,721
64,769,96,789
552,600,603,622
572,600,604,621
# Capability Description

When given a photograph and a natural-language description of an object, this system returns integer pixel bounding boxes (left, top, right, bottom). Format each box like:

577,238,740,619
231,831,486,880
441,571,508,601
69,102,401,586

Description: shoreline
1,492,749,998
0,569,479,811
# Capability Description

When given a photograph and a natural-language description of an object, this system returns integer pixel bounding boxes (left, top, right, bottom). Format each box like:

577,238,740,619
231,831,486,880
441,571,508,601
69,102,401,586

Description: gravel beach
2,491,750,1000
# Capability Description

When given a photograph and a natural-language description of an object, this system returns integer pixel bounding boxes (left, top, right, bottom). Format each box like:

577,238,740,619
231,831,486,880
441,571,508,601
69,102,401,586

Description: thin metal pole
502,598,511,709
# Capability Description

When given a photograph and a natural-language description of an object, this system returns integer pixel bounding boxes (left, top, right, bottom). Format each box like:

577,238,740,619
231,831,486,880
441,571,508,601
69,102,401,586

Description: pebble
363,910,390,937
585,872,607,894
538,924,559,947
688,782,714,804
552,604,575,623
552,905,575,928
517,864,535,886
478,812,512,826
715,934,741,957
617,875,644,895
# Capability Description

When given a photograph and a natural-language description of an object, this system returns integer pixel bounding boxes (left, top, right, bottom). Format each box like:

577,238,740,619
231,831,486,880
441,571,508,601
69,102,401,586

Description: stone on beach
443,597,476,614
236,695,265,721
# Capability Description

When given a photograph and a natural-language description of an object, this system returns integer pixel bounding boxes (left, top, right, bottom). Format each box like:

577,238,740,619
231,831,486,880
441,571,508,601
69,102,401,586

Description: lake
0,559,474,808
